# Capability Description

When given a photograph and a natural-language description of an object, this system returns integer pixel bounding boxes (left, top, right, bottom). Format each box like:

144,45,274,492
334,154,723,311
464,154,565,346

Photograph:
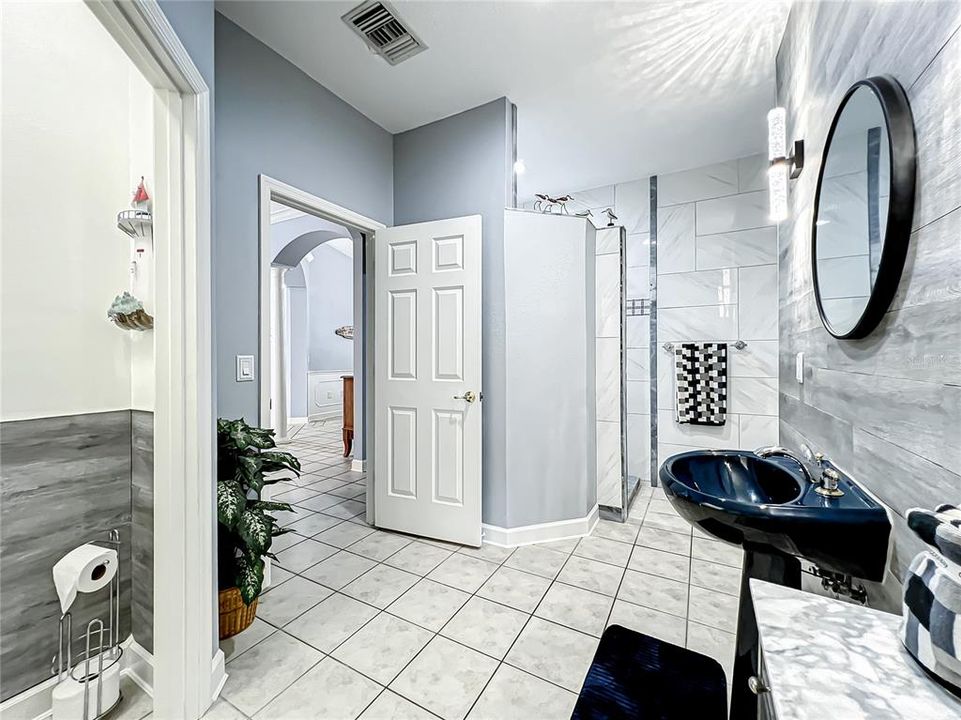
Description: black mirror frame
811,75,917,340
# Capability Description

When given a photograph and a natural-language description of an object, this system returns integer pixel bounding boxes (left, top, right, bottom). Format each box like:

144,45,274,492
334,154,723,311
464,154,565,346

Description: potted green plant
216,418,301,639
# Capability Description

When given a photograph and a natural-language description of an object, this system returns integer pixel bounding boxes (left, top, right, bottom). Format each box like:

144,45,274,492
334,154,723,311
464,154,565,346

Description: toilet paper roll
52,651,121,720
52,544,118,614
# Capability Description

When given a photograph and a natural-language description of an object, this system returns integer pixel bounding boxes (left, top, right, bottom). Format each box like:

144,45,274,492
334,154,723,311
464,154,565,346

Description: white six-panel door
374,215,483,546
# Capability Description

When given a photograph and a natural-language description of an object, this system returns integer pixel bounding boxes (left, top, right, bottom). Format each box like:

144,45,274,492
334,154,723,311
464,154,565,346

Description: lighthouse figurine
132,176,151,212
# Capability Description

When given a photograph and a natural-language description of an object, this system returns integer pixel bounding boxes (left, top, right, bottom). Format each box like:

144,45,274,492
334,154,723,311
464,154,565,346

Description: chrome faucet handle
815,467,844,498
823,468,840,489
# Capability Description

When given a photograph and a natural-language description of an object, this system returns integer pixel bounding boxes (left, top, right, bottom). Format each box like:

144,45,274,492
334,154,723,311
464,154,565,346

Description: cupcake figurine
108,291,153,330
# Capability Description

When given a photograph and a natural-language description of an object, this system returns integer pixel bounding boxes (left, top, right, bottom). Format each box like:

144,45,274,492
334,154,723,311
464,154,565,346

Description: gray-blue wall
307,244,354,374
503,211,597,527
214,14,393,421
158,1,214,92
393,98,514,526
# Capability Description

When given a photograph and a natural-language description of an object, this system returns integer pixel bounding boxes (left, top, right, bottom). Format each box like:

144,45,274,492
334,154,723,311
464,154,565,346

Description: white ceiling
220,0,791,202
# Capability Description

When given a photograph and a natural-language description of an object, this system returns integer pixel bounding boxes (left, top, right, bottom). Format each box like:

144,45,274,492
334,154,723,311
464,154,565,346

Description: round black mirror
812,75,916,339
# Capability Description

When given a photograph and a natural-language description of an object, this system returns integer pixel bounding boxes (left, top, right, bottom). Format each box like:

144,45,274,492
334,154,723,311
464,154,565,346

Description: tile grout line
460,539,586,714
340,537,577,714
251,528,727,716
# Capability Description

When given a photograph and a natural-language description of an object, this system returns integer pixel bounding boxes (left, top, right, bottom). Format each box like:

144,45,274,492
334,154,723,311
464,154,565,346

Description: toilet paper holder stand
53,529,124,720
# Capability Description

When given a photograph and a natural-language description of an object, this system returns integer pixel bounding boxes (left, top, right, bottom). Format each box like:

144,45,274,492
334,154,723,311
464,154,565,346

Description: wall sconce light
767,107,804,222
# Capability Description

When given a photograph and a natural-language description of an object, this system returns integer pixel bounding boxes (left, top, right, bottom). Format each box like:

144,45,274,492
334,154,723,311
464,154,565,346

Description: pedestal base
730,546,801,719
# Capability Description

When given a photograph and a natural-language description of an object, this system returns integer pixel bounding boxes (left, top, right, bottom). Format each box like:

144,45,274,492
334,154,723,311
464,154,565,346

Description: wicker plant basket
219,587,258,640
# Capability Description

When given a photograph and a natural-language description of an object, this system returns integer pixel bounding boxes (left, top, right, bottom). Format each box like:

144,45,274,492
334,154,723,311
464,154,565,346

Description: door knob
453,391,477,403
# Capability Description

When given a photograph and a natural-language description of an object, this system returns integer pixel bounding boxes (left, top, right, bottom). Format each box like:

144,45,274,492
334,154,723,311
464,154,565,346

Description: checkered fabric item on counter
900,504,961,695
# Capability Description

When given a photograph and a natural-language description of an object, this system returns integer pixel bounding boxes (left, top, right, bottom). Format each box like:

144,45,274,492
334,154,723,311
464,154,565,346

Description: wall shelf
117,209,152,239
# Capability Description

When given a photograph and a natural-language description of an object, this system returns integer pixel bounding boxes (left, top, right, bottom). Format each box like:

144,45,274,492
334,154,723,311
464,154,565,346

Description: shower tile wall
0,410,154,701
563,180,653,489
595,226,623,508
564,160,775,484
654,155,778,468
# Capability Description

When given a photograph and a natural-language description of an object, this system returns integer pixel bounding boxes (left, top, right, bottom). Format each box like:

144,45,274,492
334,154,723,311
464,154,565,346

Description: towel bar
663,340,747,351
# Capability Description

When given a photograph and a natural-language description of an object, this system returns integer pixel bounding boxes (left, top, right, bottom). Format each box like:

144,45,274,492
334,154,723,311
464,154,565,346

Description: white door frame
268,266,290,442
85,2,218,718
258,175,385,519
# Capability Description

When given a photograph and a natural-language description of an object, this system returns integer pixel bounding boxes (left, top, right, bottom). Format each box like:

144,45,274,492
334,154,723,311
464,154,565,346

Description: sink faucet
754,445,814,483
811,453,845,497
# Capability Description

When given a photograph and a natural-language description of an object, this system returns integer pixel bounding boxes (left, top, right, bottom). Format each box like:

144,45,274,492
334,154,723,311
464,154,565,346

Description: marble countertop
751,579,961,720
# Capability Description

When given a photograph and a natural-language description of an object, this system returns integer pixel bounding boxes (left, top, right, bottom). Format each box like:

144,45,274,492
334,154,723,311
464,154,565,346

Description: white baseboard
0,674,59,720
209,649,227,703
123,638,154,695
482,505,599,547
350,458,366,473
287,416,307,426
1,637,154,720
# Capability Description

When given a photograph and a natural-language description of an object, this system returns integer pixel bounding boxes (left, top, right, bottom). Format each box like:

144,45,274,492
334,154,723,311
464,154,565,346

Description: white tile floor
122,418,745,720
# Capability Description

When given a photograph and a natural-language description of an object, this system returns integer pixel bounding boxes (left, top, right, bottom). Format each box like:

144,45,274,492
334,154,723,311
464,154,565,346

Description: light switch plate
795,352,804,384
236,355,255,382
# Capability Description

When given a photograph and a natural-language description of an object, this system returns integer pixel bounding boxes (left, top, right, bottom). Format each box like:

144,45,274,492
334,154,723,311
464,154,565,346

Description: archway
268,218,363,458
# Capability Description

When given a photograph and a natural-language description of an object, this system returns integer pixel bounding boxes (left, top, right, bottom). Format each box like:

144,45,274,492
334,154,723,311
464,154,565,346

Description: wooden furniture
342,375,354,457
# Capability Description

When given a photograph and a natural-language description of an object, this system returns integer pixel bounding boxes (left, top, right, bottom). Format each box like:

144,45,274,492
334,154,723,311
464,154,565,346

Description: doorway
258,176,384,523
257,179,485,547
266,201,358,450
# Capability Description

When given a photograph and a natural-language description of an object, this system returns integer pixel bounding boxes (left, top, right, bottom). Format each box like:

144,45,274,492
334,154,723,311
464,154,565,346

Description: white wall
1,0,153,421
306,372,345,421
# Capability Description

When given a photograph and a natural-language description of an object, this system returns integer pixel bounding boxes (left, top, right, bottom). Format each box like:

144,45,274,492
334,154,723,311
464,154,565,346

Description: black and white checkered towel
901,504,961,695
674,342,727,426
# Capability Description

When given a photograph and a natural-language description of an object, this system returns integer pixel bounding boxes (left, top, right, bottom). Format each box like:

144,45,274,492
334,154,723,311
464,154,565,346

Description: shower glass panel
596,225,644,521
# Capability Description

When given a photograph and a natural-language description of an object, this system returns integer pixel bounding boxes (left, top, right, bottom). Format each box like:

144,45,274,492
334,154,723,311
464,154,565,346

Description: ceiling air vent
342,0,427,66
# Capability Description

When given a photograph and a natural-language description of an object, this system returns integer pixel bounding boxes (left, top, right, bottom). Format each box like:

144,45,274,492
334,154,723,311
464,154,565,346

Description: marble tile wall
595,227,624,509
776,1,961,591
0,411,133,701
568,180,653,493
653,153,779,468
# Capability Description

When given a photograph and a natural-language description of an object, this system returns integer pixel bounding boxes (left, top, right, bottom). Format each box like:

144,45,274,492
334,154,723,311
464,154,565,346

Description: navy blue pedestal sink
659,449,890,581
659,449,892,720
658,450,891,720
